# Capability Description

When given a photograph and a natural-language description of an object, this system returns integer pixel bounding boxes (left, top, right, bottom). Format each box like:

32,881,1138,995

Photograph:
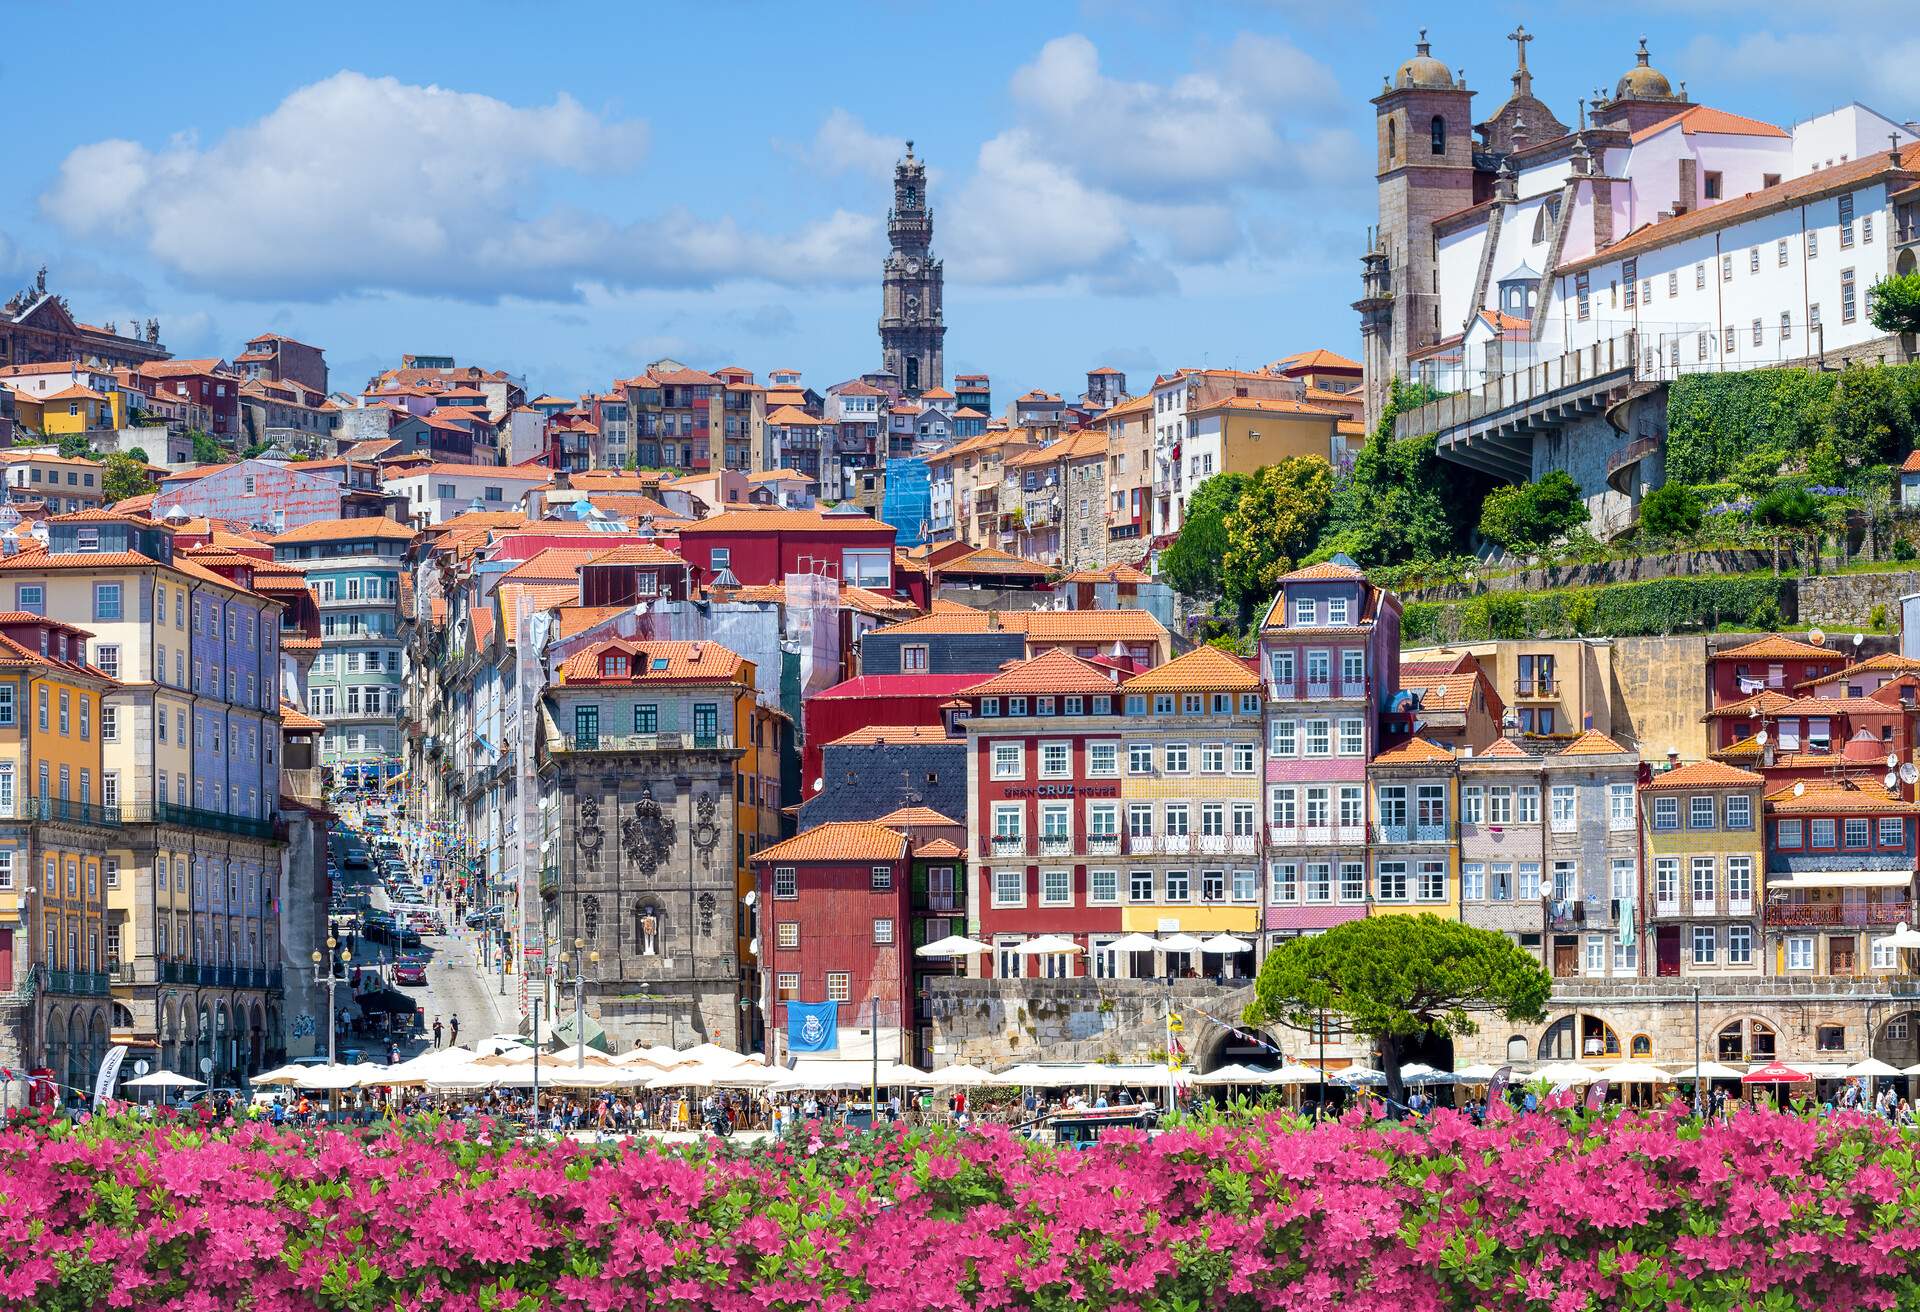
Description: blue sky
2,1,1906,402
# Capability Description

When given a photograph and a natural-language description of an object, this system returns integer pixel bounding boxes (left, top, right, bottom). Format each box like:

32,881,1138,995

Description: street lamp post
310,936,352,1066
1692,982,1702,1117
556,939,599,1069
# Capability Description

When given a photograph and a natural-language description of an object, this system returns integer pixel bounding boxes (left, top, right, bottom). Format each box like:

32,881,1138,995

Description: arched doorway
1197,1025,1283,1073
65,1011,85,1096
42,1006,65,1090
86,1009,108,1091
213,1004,231,1084
249,1004,265,1074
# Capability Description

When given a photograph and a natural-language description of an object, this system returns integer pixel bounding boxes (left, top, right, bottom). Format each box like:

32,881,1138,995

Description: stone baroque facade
878,144,944,397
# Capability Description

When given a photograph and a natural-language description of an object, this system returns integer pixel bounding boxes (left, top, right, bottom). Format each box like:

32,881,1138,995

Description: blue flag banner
787,1001,839,1053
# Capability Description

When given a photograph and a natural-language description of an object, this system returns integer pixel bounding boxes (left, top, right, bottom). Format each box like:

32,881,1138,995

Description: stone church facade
878,143,945,397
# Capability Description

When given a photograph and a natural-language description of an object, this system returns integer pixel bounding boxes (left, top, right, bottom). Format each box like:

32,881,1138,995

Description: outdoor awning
1768,871,1914,889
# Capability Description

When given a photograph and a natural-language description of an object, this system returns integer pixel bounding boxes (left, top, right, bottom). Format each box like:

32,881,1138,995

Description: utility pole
557,939,598,1068
1692,982,1702,1116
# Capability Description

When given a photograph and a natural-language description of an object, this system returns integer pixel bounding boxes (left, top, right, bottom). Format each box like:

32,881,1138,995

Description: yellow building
1367,736,1460,920
0,613,117,1092
1639,760,1766,979
35,385,124,437
1112,647,1266,956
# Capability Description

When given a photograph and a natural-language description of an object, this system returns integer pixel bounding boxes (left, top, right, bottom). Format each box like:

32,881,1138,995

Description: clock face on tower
906,257,921,275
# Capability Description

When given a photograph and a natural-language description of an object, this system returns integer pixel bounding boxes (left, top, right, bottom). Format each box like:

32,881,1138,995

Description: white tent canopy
1842,1058,1905,1078
1595,1063,1672,1084
124,1071,202,1089
1671,1060,1743,1081
1158,933,1206,953
917,935,991,958
926,1064,998,1087
1015,934,1083,955
1530,1062,1601,1086
1199,934,1254,954
1399,1062,1456,1086
1107,932,1162,953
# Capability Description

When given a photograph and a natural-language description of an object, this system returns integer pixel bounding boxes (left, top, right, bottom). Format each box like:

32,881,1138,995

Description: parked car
464,905,505,929
392,960,428,986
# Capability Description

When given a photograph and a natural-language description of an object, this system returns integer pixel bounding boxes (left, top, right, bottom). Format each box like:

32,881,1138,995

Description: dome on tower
1614,37,1674,100
1394,30,1454,90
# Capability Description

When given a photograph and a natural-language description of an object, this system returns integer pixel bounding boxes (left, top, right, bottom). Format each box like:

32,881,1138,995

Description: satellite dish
1886,772,1899,790
1902,763,1918,785
1890,753,1901,769
1793,782,1806,797
812,778,824,793
1854,633,1865,648
1809,629,1826,646
1755,730,1769,746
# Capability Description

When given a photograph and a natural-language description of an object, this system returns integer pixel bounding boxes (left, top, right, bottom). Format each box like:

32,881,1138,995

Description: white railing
1232,834,1257,855
1199,835,1228,855
1163,835,1191,855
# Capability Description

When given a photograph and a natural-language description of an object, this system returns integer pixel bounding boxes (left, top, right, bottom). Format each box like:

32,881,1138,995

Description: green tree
1243,914,1551,1107
101,452,156,504
1319,379,1491,568
1869,271,1920,336
188,430,224,465
1221,456,1334,613
1475,471,1587,555
1158,471,1248,605
1753,483,1822,574
1637,481,1704,540
55,434,95,460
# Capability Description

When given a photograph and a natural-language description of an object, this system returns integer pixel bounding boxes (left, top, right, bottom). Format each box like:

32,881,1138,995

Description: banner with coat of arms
787,1001,839,1053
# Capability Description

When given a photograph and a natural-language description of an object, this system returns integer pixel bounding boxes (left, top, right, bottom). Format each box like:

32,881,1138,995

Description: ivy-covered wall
1666,364,1920,486
1401,576,1796,644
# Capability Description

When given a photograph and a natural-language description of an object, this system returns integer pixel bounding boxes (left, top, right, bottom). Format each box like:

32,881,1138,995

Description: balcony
989,835,1027,857
13,797,122,828
1763,900,1912,928
1162,835,1191,855
44,970,110,997
160,961,193,985
559,732,736,754
1373,821,1455,844
1268,825,1363,847
1039,834,1073,857
1338,681,1367,699
1305,680,1331,699
1086,834,1121,856
1233,834,1258,855
1270,682,1297,699
1514,679,1560,699
1198,835,1229,855
143,802,278,841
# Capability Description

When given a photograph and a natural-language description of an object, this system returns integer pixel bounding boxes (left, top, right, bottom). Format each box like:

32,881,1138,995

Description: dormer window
1328,595,1350,625
1036,697,1055,715
1293,597,1316,626
75,529,98,553
603,654,629,676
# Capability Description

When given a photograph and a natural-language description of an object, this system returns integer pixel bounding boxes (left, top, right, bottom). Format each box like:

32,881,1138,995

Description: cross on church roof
1508,24,1534,97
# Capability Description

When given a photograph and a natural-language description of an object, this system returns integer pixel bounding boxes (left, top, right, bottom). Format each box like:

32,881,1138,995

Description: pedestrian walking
433,1017,443,1048
449,1015,460,1047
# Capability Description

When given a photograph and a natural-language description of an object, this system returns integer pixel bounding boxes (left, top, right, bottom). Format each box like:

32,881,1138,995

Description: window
1164,803,1189,837
1584,936,1606,975
1517,862,1542,900
1039,742,1070,778
867,864,894,892
1164,870,1189,901
1304,720,1330,756
1846,817,1872,849
93,583,122,621
991,743,1023,779
1329,597,1351,626
1874,936,1899,970
1691,856,1715,908
1880,817,1905,847
1088,742,1118,776
1688,795,1715,829
1461,786,1484,825
1463,862,1485,901
1268,719,1296,757
1201,869,1226,902
1199,743,1225,774
1417,860,1446,901
1811,302,1821,327
1720,253,1732,283
1842,267,1857,323
775,973,800,1000
1429,114,1445,155
1292,597,1316,626
776,921,800,949
1376,861,1408,902
15,585,41,615
1128,742,1152,774
1777,818,1803,847
1752,318,1764,347
1163,743,1189,773
1550,785,1576,829
1652,796,1678,830
1705,171,1723,200
1749,246,1760,274
1696,330,1709,361
1232,742,1255,773
1786,937,1814,971
1337,718,1364,756
825,972,851,1003
1726,856,1752,908
900,644,928,672
1811,818,1836,848
1781,311,1792,340
1129,870,1153,902
992,869,1024,907
1339,861,1365,902
1839,193,1855,247
1090,869,1117,903
1622,258,1637,307
773,867,797,899
1692,926,1717,964
1864,214,1874,244
1516,787,1539,824
1724,323,1735,355
710,548,730,572
1575,272,1590,320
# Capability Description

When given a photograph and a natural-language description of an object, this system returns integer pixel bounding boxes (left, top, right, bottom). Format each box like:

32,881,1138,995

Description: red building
752,807,964,1065
1707,634,1845,716
577,543,693,606
958,650,1127,977
674,506,898,590
799,673,979,787
138,359,240,437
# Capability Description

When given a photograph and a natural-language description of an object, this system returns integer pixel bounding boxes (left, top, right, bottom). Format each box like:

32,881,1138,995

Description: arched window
1506,1035,1529,1063
1388,119,1398,161
1430,115,1446,155
1630,1033,1652,1058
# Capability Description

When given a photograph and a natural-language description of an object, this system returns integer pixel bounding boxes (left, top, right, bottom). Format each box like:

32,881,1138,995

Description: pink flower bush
2,1104,1919,1309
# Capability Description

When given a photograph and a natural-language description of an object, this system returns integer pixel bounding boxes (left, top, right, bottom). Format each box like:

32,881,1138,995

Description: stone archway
1195,1023,1286,1074
1536,1013,1622,1061
65,1011,85,1096
42,1005,65,1086
1713,1016,1779,1065
1872,1009,1920,1068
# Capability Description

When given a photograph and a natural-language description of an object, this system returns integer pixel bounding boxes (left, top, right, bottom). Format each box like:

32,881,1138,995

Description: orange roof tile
871,607,1168,645
1703,690,1797,719
1558,729,1632,757
1628,103,1787,144
824,724,955,748
677,507,893,535
497,548,601,585
1122,644,1258,693
753,821,907,865
913,838,964,858
874,805,959,827
583,543,687,569
552,605,631,639
1800,652,1920,689
1643,759,1765,790
269,517,414,545
961,649,1118,698
556,638,748,686
279,703,326,733
1714,634,1836,661
1272,348,1362,372
1276,559,1365,583
1371,736,1455,766
1764,778,1920,814
1904,449,1920,474
1474,735,1533,759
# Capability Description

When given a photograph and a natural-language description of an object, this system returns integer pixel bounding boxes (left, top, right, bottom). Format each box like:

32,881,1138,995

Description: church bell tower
879,142,945,397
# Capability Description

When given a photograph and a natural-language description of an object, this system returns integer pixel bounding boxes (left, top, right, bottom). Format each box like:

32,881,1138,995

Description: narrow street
366,887,512,1054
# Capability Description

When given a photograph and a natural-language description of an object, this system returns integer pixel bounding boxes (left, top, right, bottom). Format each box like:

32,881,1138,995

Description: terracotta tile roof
747,468,817,483
1799,652,1920,689
556,637,747,686
496,582,580,621
1764,778,1920,814
1643,759,1766,790
914,838,964,858
919,386,957,398
1371,736,1455,766
1474,735,1533,759
1190,396,1346,418
583,543,686,568
269,517,415,545
752,821,907,865
0,549,154,572
1058,563,1152,586
960,649,1118,698
1271,348,1362,372
870,606,1168,644
823,724,956,748
1398,671,1476,713
1714,634,1837,662
1628,104,1787,144
553,604,631,639
677,508,894,535
1557,729,1632,757
1904,450,1920,474
930,546,1050,577
1704,690,1797,719
1276,559,1365,583
428,510,528,533
1122,644,1259,693
874,805,959,827
1562,143,1920,274
279,702,326,733
497,548,601,584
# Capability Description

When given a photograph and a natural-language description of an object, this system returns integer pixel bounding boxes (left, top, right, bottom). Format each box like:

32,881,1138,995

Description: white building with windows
383,464,550,527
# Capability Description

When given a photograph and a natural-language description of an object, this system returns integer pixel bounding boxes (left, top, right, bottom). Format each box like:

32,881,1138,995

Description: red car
392,961,428,986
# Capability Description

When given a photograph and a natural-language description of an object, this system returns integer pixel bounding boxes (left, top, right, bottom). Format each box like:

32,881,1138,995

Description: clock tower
879,141,944,397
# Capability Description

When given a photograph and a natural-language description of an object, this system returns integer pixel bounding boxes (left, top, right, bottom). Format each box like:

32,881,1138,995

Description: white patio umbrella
996,1063,1088,1087
295,1064,372,1091
1331,1065,1385,1086
1451,1064,1503,1082
916,935,991,958
125,1070,202,1089
1015,934,1083,955
1595,1063,1672,1084
1199,934,1254,955
1267,1064,1330,1085
927,1063,997,1087
1399,1062,1457,1086
612,1045,689,1068
1672,1060,1742,1081
250,1063,309,1087
1884,923,1920,950
1904,1063,1920,1077
1529,1062,1600,1087
1107,932,1162,953
1844,1058,1906,1079
1192,1062,1270,1086
675,1042,756,1067
1158,933,1206,953
472,1036,532,1058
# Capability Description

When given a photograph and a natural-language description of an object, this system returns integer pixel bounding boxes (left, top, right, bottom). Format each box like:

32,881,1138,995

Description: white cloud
1679,30,1920,115
41,72,879,301
779,109,905,181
